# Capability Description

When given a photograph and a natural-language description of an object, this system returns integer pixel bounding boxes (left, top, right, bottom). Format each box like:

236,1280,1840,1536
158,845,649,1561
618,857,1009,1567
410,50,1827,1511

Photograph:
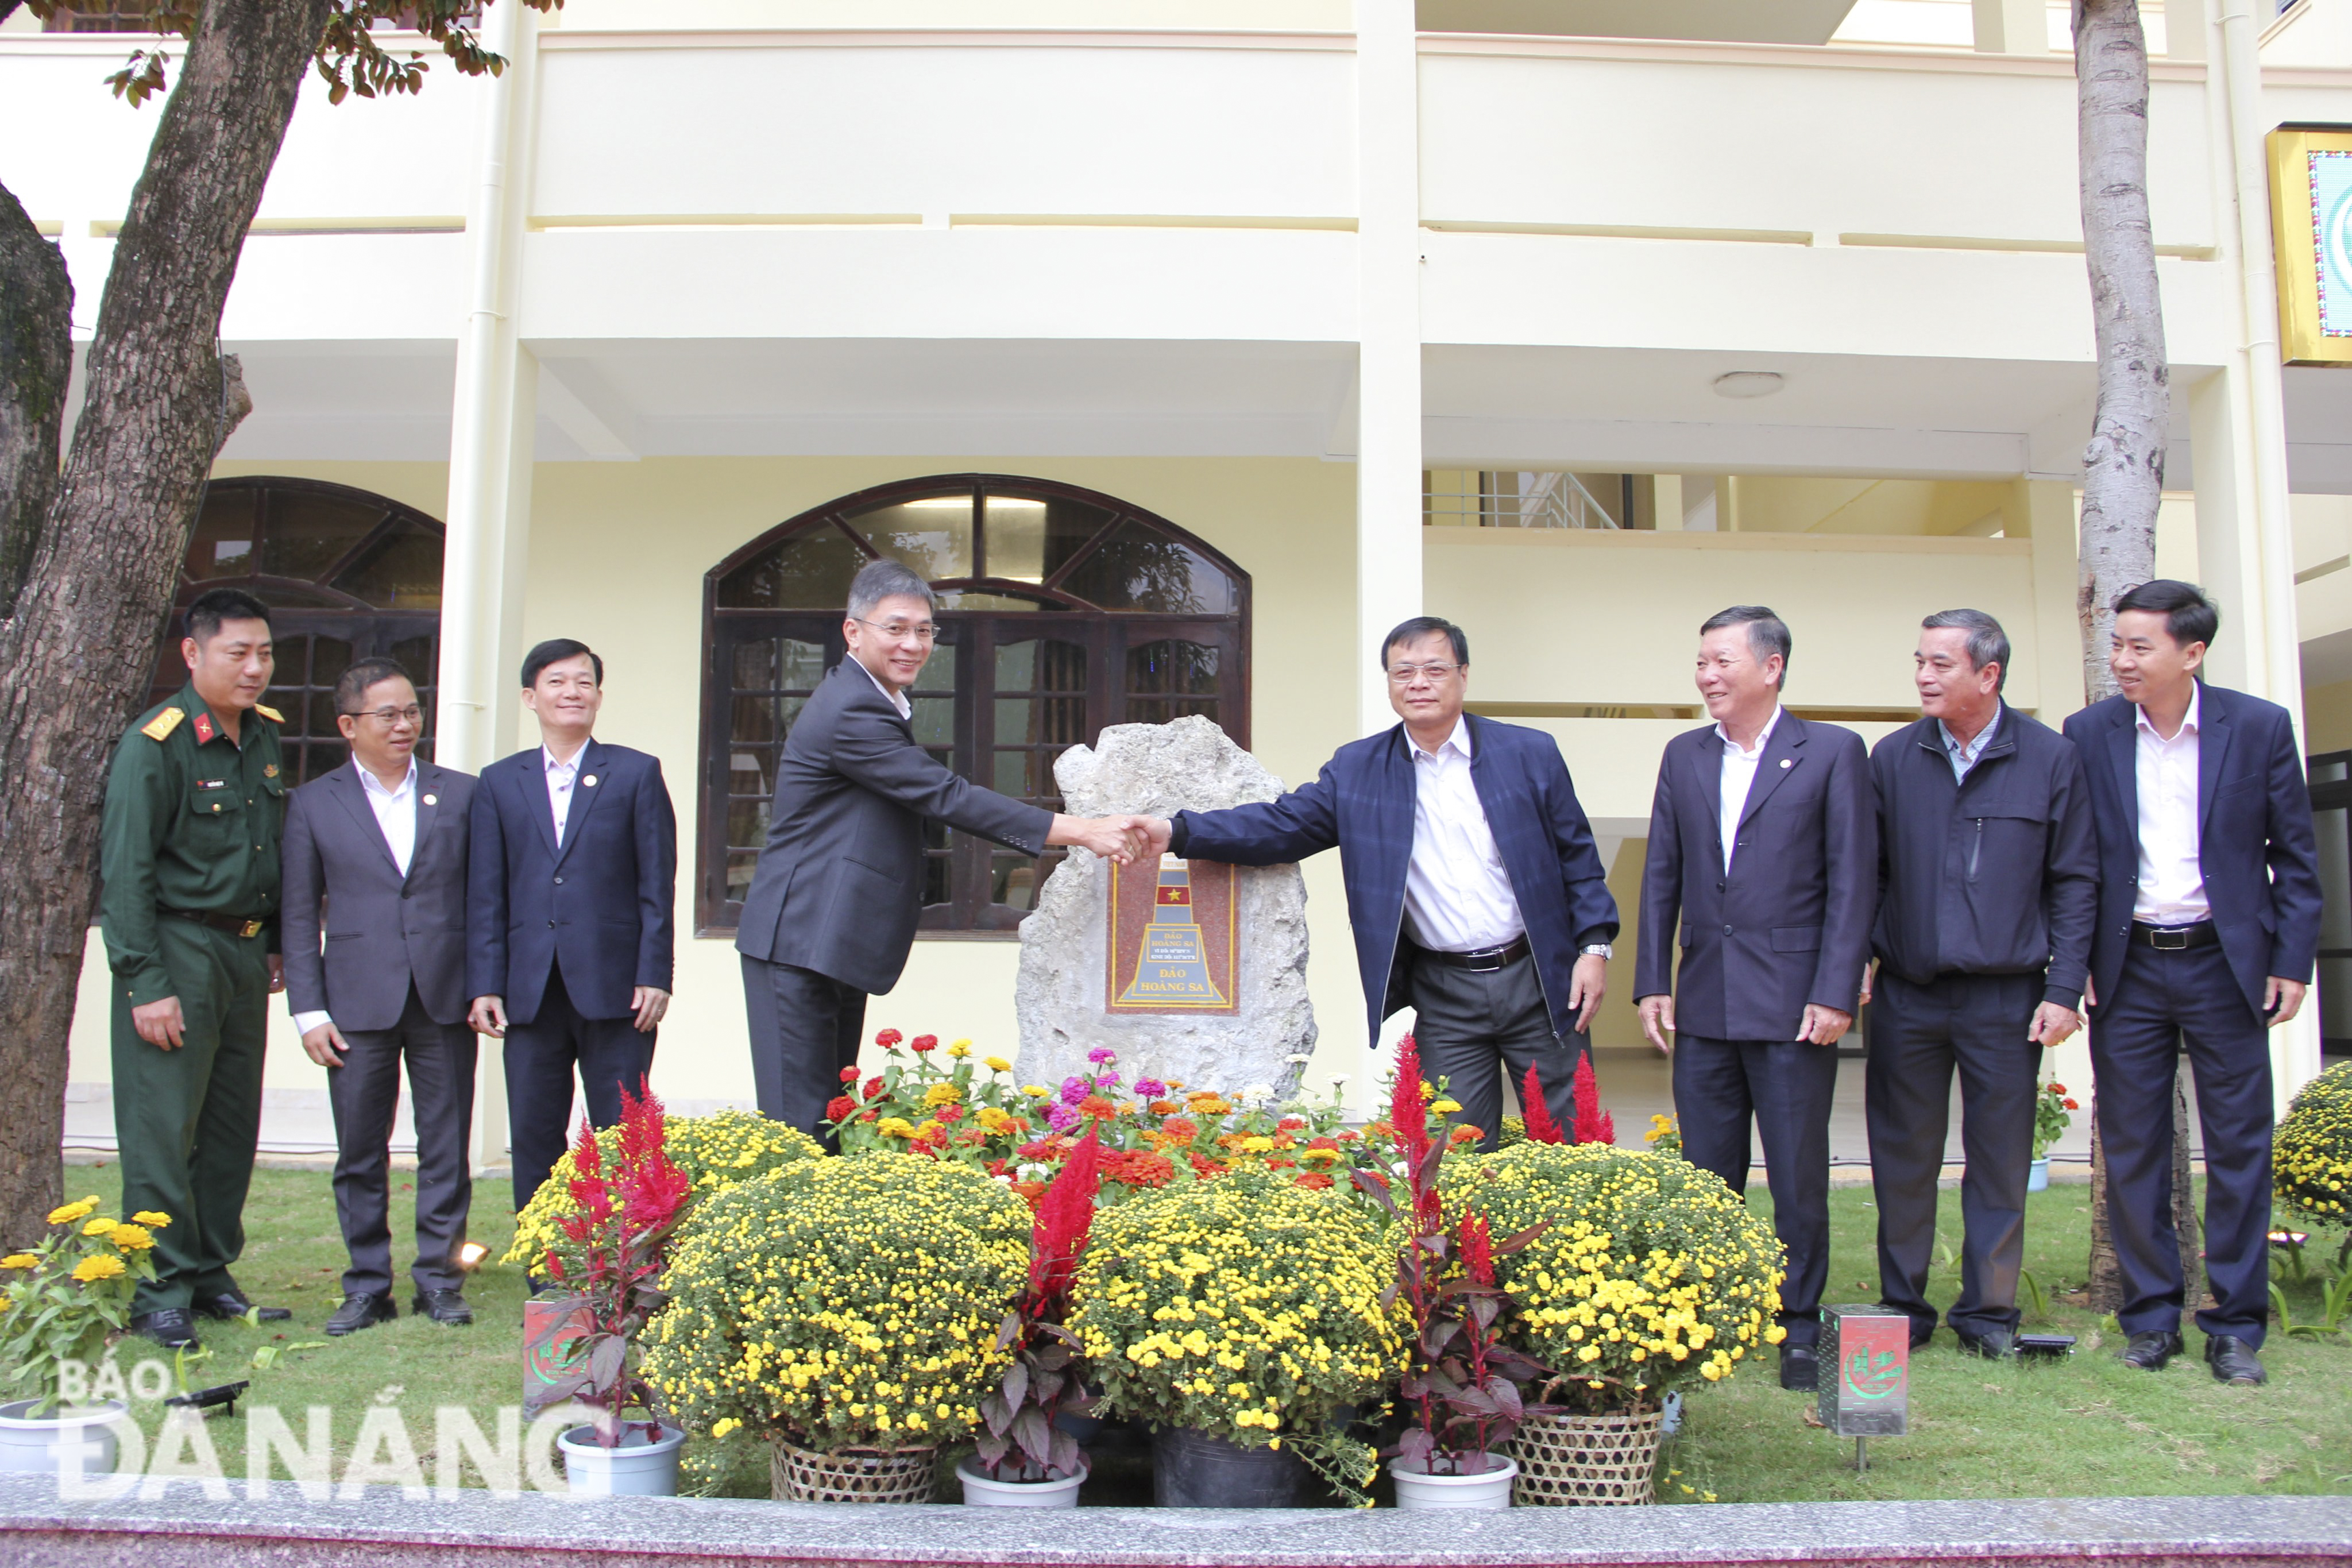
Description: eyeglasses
854,618,940,643
345,705,424,726
1385,662,1462,685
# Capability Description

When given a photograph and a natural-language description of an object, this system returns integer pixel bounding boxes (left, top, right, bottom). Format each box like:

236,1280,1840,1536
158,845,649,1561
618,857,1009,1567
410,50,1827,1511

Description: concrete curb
2,1476,2347,1567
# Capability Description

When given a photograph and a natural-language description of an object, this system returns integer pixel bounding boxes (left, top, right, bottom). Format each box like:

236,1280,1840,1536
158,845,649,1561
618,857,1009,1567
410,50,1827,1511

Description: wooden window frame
698,474,1250,938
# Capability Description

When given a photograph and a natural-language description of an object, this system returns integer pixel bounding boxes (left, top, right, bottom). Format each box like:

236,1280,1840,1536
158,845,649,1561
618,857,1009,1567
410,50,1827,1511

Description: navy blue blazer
1169,715,1619,1046
1633,712,1876,1041
2061,685,2321,1017
466,739,678,1025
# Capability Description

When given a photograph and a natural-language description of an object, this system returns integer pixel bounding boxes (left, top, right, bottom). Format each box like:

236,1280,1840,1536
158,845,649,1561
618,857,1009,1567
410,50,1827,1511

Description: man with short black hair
101,587,293,1349
1866,609,2097,1358
469,639,677,1215
1635,604,1875,1390
282,658,478,1334
737,560,1148,1138
2063,580,2320,1387
1138,614,1619,1149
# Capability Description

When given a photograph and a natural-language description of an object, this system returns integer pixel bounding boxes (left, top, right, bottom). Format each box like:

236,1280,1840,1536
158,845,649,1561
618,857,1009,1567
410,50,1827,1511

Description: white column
441,0,543,1173
1354,0,1423,733
2200,0,2321,1105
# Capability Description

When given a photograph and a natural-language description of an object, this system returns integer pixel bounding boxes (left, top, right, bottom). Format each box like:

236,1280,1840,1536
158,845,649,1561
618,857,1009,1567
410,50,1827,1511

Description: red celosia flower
1570,1054,1614,1146
839,1065,862,1084
911,1034,939,1052
1391,1035,1432,1163
1458,1211,1496,1287
1029,1127,1103,1307
825,1095,855,1122
875,1029,903,1048
1521,1064,1565,1145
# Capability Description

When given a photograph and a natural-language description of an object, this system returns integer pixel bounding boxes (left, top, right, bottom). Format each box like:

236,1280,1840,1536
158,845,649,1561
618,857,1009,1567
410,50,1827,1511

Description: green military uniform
100,683,286,1314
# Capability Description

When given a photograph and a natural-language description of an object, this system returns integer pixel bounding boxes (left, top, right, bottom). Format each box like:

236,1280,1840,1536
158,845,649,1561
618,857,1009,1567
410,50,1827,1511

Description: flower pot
2027,1157,2050,1192
771,1440,940,1504
956,1454,1086,1508
0,1399,127,1477
1509,1407,1667,1507
1391,1453,1516,1510
558,1421,685,1496
1151,1426,1308,1509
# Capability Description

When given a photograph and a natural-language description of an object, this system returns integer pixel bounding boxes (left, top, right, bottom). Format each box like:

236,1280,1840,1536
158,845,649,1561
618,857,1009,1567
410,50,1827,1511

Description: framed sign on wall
2270,123,2352,368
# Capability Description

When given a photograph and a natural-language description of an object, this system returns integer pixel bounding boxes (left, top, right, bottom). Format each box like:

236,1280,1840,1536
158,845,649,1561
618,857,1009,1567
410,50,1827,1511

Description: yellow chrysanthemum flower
47,1201,94,1226
109,1223,155,1252
984,1056,1013,1073
0,1254,36,1270
131,1211,172,1228
82,1217,118,1238
72,1254,126,1284
947,1040,971,1059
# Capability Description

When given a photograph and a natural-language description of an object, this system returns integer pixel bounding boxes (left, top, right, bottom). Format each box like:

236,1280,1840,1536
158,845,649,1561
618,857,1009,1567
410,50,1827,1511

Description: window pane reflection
1060,520,1235,613
845,497,974,581
985,493,1111,585
717,524,868,610
265,492,387,582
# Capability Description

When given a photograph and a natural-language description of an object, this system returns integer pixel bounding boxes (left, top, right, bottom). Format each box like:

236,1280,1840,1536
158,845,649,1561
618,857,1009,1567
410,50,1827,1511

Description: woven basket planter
770,1440,940,1504
1508,1407,1667,1507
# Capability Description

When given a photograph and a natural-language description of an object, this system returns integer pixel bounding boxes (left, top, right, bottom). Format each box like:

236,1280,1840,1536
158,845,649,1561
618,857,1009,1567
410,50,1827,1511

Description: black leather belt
162,908,267,940
1419,936,1530,973
2131,920,2218,952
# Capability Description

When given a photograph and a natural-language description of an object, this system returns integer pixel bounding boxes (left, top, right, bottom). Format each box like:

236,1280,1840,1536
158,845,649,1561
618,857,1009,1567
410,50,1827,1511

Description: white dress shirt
1717,705,1785,874
1400,717,1527,953
2133,685,2210,924
1938,705,2000,783
544,743,584,846
292,760,418,1036
859,658,914,720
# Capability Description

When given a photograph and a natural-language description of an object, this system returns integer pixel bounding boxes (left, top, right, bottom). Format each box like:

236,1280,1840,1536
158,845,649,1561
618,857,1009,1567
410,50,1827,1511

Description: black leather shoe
412,1288,474,1326
1779,1343,1818,1391
2119,1330,2184,1370
325,1292,399,1337
192,1290,291,1323
1955,1328,2016,1360
2204,1334,2267,1386
129,1308,200,1350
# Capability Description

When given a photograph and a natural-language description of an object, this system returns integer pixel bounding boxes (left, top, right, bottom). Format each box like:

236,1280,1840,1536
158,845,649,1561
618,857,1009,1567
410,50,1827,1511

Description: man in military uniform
101,587,295,1349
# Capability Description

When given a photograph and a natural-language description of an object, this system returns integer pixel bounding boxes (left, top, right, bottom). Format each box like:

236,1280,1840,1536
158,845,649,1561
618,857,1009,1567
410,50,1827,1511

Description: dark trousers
1407,947,1588,1154
2091,940,2274,1347
111,920,269,1314
1866,970,2042,1341
327,985,478,1299
1673,1034,1839,1345
504,964,655,1212
742,955,866,1145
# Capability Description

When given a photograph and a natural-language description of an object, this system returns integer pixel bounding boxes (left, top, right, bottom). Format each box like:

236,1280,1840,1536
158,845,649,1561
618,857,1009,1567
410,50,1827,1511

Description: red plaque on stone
1106,855,1239,1015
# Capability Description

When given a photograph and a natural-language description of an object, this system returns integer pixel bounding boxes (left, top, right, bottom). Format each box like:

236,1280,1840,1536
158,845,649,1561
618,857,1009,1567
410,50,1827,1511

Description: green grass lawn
47,1161,2352,1503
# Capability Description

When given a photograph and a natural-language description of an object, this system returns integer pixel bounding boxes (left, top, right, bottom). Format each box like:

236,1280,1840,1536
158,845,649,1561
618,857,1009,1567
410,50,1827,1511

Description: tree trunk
0,183,72,619
0,0,327,1245
2072,0,2194,1314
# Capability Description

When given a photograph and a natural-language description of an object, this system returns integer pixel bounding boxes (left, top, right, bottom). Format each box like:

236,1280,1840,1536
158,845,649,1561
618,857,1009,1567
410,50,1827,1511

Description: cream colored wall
2305,678,2352,754
1728,476,2021,537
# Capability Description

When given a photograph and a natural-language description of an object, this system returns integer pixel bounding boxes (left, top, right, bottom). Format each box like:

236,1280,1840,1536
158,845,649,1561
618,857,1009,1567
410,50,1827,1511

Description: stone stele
1015,715,1316,1098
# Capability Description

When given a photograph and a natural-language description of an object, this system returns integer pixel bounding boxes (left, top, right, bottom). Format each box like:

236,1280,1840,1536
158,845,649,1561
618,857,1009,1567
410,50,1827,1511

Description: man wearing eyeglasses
1136,616,1619,1150
281,658,478,1334
737,559,1149,1140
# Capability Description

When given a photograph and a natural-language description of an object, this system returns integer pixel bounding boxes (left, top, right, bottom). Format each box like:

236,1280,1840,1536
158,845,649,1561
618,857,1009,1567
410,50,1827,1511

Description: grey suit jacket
735,659,1054,995
282,760,477,1031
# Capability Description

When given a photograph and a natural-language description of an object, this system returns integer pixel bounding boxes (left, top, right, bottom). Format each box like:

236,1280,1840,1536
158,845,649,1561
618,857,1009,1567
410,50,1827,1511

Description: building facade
9,0,2351,1157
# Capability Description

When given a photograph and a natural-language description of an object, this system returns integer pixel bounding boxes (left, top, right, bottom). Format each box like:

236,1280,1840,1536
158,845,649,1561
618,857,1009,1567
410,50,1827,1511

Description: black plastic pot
1150,1427,1310,1508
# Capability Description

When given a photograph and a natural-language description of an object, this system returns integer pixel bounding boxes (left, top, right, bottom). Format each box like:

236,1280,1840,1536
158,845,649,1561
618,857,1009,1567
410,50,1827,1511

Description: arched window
700,474,1250,935
152,477,445,785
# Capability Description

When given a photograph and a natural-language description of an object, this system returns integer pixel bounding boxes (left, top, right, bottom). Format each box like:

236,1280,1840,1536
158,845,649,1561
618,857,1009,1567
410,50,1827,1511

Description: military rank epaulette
139,708,184,742
252,702,285,724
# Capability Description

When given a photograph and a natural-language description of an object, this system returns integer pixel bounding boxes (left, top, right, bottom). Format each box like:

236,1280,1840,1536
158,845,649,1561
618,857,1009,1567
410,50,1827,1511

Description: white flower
1237,1083,1276,1107
992,1175,1014,1186
1390,1160,1411,1177
1018,1163,1054,1184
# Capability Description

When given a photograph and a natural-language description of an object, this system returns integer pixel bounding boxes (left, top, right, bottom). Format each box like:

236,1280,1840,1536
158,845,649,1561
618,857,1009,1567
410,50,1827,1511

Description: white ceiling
1416,0,1861,45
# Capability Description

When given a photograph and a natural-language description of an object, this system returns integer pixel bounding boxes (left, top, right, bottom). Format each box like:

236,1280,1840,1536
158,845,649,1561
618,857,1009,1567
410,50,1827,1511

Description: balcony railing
1424,470,1623,530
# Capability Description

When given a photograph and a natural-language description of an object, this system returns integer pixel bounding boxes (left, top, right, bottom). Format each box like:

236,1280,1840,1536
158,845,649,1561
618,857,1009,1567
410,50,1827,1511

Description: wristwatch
1581,943,1613,960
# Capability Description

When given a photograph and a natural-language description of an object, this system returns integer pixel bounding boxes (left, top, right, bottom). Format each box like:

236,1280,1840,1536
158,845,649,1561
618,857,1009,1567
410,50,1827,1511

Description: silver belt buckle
1462,947,1507,973
2152,926,2189,951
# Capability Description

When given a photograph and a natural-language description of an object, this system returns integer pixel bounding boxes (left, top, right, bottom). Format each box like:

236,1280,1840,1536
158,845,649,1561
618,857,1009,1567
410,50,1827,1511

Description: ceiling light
1712,371,1786,399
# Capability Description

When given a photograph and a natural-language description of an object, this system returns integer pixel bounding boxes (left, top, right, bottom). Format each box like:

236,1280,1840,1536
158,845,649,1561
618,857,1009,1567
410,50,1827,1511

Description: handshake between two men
1048,813,1176,866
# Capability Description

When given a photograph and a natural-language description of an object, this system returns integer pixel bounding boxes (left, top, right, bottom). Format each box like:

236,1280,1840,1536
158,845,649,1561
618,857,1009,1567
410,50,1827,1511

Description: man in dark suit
1865,610,2097,1358
1635,605,1875,1391
2063,580,2320,1387
736,560,1145,1138
281,658,478,1334
469,639,677,1213
1139,616,1619,1148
